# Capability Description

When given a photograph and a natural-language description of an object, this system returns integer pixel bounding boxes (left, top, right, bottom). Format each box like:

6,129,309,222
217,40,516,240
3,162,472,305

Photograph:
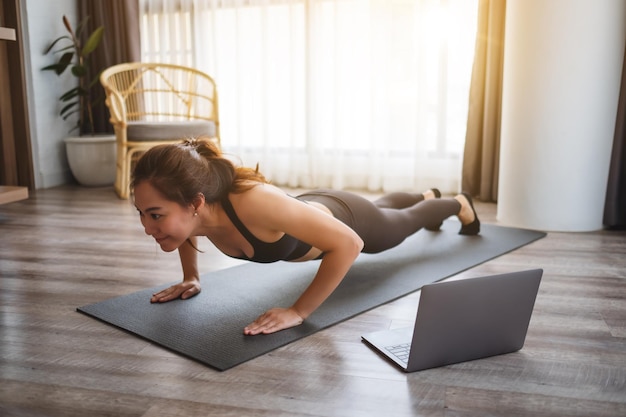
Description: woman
131,138,480,336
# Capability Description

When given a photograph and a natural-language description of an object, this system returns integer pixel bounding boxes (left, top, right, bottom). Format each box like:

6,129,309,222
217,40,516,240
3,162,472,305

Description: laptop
361,269,543,372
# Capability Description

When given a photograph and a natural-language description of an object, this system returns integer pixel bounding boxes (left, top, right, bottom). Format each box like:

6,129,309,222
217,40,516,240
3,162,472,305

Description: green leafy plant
43,15,104,135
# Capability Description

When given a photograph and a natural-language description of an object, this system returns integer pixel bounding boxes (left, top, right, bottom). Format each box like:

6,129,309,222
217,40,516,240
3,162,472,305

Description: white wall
21,0,77,188
497,0,625,231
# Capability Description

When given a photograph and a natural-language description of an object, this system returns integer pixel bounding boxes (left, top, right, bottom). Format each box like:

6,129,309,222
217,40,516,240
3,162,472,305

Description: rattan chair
100,62,220,199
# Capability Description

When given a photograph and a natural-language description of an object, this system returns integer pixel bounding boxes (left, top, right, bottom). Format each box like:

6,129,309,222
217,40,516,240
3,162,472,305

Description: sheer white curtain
140,0,478,193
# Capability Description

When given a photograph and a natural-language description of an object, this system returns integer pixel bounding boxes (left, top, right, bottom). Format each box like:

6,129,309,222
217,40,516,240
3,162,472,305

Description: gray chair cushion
127,120,216,141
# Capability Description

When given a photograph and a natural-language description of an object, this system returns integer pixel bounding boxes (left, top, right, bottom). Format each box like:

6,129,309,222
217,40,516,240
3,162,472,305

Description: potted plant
43,15,116,187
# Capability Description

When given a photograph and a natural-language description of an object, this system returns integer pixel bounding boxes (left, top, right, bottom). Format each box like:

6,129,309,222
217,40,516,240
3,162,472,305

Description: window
140,0,478,192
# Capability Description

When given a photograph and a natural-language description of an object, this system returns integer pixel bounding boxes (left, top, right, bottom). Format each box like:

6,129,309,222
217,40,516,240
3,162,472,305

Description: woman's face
133,181,196,252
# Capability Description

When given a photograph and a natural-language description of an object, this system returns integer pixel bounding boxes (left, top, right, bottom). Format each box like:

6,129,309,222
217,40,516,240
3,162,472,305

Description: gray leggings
297,189,461,253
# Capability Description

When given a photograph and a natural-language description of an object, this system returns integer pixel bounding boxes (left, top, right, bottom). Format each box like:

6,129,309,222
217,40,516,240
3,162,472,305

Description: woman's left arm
241,186,364,335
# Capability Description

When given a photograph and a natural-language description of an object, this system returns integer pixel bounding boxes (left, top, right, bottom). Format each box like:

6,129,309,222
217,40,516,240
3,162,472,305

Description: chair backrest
100,62,220,140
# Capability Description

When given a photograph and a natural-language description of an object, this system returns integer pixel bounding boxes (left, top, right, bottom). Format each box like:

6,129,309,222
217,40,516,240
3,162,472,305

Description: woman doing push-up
131,137,480,335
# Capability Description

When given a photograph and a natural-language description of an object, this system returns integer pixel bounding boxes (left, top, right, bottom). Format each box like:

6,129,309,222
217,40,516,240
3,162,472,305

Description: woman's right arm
150,237,202,303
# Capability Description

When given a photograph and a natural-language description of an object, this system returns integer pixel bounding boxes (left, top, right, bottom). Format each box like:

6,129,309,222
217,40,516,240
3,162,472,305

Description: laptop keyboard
385,343,411,364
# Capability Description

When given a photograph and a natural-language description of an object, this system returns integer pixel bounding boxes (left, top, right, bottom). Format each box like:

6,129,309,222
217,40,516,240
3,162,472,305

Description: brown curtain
461,0,506,202
78,0,141,134
603,45,626,229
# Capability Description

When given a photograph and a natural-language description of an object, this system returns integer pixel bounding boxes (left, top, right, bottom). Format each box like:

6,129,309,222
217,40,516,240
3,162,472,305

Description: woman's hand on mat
243,307,304,335
150,280,201,303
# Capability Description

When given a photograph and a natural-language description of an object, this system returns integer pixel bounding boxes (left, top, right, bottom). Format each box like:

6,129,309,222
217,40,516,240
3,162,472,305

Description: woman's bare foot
423,188,441,200
454,194,475,225
454,193,480,235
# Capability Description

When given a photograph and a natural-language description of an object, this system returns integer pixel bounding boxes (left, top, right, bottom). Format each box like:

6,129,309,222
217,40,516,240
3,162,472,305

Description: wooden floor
1,185,625,417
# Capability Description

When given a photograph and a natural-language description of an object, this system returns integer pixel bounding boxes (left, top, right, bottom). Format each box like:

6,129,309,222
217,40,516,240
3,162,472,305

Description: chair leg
114,159,125,199
115,149,130,199
114,174,123,199
121,152,132,199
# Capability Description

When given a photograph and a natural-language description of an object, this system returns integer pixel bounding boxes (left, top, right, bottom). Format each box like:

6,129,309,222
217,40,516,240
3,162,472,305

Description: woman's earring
194,212,198,217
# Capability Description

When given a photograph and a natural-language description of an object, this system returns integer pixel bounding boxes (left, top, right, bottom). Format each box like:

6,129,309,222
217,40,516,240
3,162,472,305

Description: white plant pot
65,135,116,187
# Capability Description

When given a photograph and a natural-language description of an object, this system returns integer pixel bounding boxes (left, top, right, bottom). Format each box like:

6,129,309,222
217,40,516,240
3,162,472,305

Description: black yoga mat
78,221,545,371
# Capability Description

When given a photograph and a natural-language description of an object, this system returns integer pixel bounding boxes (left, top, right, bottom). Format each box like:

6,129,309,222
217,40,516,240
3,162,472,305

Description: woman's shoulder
230,184,298,219
226,185,298,233
230,183,289,205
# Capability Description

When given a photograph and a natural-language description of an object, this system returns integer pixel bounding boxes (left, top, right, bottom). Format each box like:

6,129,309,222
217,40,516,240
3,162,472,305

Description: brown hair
130,137,268,207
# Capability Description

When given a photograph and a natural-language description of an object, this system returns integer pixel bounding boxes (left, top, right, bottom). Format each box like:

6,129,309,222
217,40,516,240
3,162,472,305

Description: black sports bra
221,197,313,263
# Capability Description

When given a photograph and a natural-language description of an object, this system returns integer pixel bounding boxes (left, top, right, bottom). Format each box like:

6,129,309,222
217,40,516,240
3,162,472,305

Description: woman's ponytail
131,136,268,207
